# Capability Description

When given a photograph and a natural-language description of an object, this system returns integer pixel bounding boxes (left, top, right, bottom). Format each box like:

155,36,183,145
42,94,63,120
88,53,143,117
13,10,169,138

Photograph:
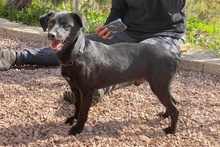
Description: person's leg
0,47,59,71
140,36,185,58
15,47,59,66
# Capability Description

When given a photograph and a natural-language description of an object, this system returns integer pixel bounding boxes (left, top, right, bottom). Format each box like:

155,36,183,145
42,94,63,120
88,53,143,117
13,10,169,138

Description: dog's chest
61,67,78,84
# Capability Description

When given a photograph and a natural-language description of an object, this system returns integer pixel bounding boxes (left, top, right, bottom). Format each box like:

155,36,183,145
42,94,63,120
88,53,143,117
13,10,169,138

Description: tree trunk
5,0,32,10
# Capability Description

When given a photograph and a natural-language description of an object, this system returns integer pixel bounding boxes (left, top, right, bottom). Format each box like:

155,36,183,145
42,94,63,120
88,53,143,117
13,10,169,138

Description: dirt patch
0,35,220,146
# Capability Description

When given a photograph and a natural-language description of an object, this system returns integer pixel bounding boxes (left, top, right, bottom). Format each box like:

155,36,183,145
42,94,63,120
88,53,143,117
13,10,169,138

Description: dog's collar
59,31,85,66
60,50,82,66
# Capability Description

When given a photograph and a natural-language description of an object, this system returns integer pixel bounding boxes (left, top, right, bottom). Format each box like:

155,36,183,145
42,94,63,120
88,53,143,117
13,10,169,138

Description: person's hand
95,24,113,40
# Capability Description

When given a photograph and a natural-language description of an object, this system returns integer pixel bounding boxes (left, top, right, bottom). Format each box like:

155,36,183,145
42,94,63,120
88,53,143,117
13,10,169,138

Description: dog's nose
48,32,56,39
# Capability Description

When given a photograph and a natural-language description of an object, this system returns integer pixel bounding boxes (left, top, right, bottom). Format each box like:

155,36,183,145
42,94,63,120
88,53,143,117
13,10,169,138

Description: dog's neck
57,30,85,66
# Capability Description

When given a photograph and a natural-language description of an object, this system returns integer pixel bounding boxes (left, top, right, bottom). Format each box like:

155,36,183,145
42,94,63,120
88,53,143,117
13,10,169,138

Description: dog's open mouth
50,40,65,52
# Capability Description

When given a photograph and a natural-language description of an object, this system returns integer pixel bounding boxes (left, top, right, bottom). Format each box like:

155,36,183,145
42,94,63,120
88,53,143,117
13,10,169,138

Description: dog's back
76,40,179,89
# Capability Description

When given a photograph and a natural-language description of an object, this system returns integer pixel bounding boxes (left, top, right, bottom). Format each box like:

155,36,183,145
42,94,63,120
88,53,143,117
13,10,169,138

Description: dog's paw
65,116,77,125
163,127,176,134
69,126,83,135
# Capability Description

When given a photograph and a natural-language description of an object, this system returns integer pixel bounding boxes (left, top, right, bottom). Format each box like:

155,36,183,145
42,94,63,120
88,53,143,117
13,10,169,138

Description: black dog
39,11,180,135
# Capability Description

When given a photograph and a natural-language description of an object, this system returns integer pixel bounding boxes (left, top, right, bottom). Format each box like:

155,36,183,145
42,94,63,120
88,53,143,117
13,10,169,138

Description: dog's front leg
65,88,81,125
69,89,94,135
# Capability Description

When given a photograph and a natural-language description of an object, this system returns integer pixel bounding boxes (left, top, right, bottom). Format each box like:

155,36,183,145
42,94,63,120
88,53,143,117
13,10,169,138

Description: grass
186,17,220,54
0,0,219,54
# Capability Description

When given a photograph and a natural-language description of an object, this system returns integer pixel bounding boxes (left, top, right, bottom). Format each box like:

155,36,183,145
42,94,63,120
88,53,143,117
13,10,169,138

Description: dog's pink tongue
50,40,63,51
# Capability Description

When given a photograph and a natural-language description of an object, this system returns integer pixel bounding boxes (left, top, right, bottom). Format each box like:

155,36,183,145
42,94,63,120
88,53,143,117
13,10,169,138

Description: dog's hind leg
68,89,94,135
149,78,179,134
158,95,177,118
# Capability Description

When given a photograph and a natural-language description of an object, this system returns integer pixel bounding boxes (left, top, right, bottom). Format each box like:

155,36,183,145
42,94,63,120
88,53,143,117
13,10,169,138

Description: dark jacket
105,0,186,42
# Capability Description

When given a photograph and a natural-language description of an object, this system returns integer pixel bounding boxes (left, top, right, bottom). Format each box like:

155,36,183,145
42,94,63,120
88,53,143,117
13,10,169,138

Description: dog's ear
39,11,55,32
74,12,89,31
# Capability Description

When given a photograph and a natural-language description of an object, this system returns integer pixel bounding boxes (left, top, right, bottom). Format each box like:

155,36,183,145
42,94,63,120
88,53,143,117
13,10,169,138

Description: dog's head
39,11,89,52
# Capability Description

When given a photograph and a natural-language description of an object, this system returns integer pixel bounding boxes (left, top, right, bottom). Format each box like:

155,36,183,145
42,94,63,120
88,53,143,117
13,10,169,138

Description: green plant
186,17,220,54
79,0,109,33
0,0,53,26
0,0,109,33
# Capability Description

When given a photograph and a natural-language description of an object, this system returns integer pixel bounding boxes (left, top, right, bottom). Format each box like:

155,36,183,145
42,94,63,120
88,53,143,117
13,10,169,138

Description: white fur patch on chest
64,76,71,82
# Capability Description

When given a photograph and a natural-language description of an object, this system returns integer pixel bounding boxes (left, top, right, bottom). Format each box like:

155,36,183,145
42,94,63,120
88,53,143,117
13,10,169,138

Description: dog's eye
48,21,54,27
63,22,69,27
